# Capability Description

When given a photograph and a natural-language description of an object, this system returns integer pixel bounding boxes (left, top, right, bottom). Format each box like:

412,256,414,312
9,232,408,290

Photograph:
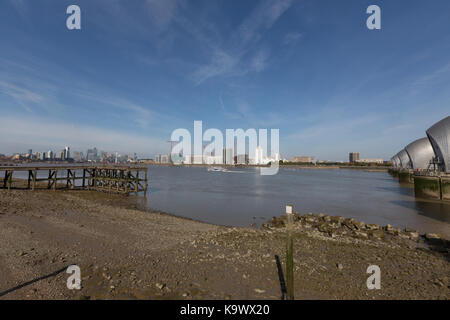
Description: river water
142,165,450,236
7,164,450,236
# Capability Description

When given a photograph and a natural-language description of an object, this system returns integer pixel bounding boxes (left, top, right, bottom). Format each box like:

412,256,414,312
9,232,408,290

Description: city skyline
0,145,136,163
1,1,450,160
2,144,384,164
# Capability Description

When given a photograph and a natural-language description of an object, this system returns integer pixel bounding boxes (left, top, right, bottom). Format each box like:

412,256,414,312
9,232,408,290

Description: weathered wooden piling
285,204,294,300
0,165,148,196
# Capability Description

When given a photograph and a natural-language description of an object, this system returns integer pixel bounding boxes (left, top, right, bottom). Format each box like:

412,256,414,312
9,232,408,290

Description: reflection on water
392,199,450,223
141,166,450,236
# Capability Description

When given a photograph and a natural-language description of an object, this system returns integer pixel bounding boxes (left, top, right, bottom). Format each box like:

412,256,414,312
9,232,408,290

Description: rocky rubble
263,213,448,245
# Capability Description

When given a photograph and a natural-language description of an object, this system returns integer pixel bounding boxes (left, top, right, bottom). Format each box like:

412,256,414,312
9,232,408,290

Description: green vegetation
414,176,441,199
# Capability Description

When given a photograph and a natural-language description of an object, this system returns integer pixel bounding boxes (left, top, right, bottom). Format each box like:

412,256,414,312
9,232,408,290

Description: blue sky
1,0,449,160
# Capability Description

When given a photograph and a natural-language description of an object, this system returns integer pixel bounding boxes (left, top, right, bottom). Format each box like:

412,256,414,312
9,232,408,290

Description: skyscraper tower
64,146,70,160
349,152,360,163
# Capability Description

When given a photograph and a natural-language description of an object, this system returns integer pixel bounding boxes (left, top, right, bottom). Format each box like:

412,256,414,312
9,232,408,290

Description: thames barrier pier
0,165,148,195
412,174,450,201
389,116,450,201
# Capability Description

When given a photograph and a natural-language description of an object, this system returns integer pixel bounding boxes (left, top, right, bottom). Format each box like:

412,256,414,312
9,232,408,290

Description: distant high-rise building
64,146,70,160
35,152,44,161
47,150,53,160
192,155,204,164
72,151,84,162
156,154,169,163
349,152,360,163
254,146,263,165
183,155,192,164
86,148,98,161
236,154,249,165
223,148,233,165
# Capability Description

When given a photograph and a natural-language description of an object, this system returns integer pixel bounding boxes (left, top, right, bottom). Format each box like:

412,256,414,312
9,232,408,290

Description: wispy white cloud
0,81,45,112
218,97,284,127
0,50,163,128
237,0,293,45
69,90,155,127
144,0,183,31
250,48,270,72
283,32,302,45
190,0,293,84
410,61,450,89
69,0,292,85
192,49,240,84
7,0,28,17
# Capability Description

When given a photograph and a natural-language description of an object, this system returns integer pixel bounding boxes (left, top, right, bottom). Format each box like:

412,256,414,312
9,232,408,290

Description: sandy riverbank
0,189,448,300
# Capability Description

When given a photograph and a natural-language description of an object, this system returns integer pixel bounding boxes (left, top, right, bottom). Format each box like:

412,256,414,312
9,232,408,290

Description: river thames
142,165,450,236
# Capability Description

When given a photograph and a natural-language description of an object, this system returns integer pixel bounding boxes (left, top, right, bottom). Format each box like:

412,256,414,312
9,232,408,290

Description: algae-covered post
286,204,294,300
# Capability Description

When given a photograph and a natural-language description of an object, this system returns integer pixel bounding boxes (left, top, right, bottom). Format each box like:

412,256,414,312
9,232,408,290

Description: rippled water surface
143,165,450,236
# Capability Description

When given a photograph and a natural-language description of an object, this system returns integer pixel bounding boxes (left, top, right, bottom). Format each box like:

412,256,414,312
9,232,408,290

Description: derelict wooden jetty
0,165,148,195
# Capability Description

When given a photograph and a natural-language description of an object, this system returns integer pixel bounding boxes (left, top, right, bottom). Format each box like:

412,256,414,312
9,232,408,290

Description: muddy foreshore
0,189,448,300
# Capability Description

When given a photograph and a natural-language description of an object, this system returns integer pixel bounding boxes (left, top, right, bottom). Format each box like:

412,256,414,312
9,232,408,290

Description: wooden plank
0,165,147,171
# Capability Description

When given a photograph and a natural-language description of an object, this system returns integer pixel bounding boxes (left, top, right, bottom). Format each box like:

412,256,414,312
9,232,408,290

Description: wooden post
27,170,32,189
7,170,12,191
124,170,130,194
72,170,76,189
92,168,97,190
114,169,123,193
48,169,52,189
144,169,148,197
135,170,139,195
2,170,7,188
82,169,86,189
32,169,37,190
66,169,70,188
53,170,57,191
286,204,294,300
108,169,112,194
